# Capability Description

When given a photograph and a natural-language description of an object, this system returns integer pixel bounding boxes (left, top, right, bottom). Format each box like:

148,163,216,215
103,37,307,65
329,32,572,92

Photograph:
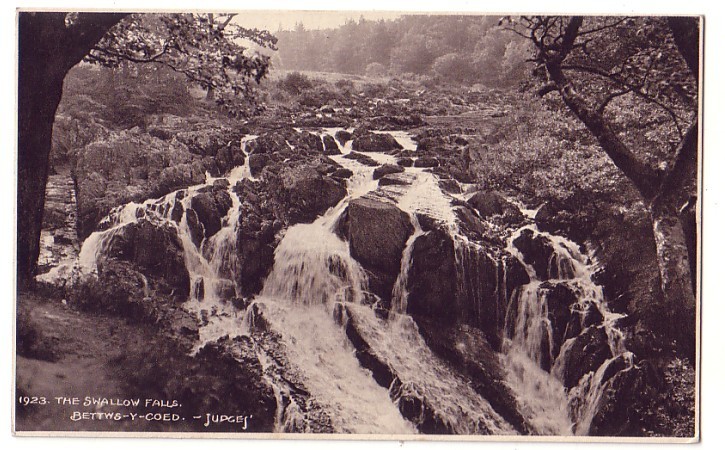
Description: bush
278,71,314,95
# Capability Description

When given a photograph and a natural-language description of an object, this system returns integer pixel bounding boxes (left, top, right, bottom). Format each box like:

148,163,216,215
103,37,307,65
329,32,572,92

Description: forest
15,12,698,439
274,15,530,86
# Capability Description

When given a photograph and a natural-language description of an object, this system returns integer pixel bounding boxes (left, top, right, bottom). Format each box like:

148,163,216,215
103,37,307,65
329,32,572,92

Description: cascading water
502,225,632,435
54,124,634,436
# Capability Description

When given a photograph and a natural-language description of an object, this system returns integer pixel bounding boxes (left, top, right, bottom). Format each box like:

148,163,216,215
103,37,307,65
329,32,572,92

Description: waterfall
502,225,631,435
391,214,425,314
259,204,369,306
59,125,637,435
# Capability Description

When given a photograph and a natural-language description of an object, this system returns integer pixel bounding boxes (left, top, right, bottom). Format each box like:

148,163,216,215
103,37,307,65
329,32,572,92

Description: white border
3,1,723,449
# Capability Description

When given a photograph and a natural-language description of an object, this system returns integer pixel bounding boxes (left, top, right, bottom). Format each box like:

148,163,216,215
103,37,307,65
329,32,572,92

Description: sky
232,10,405,32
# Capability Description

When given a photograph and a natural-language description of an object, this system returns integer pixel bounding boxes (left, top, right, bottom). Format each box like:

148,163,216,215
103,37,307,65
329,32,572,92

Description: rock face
539,281,579,361
512,229,557,280
98,219,191,299
414,318,531,434
407,225,458,322
351,131,403,153
339,198,413,305
404,217,530,349
267,164,347,225
72,125,243,240
322,134,340,155
189,187,232,240
467,191,524,225
558,326,613,389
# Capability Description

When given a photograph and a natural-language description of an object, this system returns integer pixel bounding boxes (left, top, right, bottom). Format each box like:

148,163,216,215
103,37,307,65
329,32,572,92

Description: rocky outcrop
512,229,557,280
415,318,531,434
372,164,405,180
467,191,524,225
322,134,340,155
266,163,347,225
98,219,191,299
189,186,233,240
351,131,403,153
413,156,440,168
558,326,613,389
338,198,413,305
233,179,282,297
407,225,457,322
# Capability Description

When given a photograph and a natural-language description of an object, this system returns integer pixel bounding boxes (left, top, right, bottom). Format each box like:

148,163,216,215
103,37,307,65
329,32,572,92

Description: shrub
278,71,314,95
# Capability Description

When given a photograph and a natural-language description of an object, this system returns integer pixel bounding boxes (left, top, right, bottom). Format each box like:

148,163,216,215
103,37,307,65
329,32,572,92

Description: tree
505,16,699,357
17,12,276,289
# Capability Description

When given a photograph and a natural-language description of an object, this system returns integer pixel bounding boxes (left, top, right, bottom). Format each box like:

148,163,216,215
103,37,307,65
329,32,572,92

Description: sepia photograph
13,6,701,442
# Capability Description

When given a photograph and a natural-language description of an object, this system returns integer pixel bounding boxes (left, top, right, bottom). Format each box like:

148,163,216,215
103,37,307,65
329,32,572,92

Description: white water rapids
42,127,630,435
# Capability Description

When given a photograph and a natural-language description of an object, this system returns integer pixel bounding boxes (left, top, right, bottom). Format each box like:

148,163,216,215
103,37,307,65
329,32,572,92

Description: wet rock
269,165,347,225
351,131,403,153
467,191,524,225
331,168,353,179
586,360,655,436
335,130,352,145
322,134,340,155
438,179,462,194
342,151,379,167
154,161,207,199
339,198,413,304
246,132,289,155
213,178,230,190
185,208,204,248
287,130,324,154
559,326,613,389
407,227,457,323
378,174,412,187
415,317,531,434
372,164,404,180
99,220,190,299
396,157,413,167
539,281,578,360
512,229,556,280
413,156,439,168
189,188,232,239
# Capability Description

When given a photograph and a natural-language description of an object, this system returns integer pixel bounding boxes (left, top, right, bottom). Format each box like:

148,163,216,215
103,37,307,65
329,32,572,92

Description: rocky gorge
22,95,694,437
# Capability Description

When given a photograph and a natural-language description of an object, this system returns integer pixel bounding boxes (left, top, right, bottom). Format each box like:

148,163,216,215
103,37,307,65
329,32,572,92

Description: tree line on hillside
275,15,531,86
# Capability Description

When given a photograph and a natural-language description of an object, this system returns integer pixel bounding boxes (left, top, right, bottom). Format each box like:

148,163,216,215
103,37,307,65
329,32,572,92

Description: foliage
275,15,531,87
85,13,277,117
277,71,314,95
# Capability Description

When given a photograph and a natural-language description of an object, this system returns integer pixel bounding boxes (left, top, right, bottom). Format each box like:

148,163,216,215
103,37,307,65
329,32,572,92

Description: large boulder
351,131,403,153
407,226,458,322
99,219,191,299
539,281,579,362
511,229,557,280
268,164,347,225
372,164,405,180
322,134,340,155
557,325,613,389
189,187,233,239
413,156,439,168
467,191,524,225
246,132,289,155
338,198,413,304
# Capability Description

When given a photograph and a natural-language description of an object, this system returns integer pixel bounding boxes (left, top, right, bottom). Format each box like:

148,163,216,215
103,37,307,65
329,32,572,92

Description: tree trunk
17,12,127,289
650,197,697,360
18,14,69,289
